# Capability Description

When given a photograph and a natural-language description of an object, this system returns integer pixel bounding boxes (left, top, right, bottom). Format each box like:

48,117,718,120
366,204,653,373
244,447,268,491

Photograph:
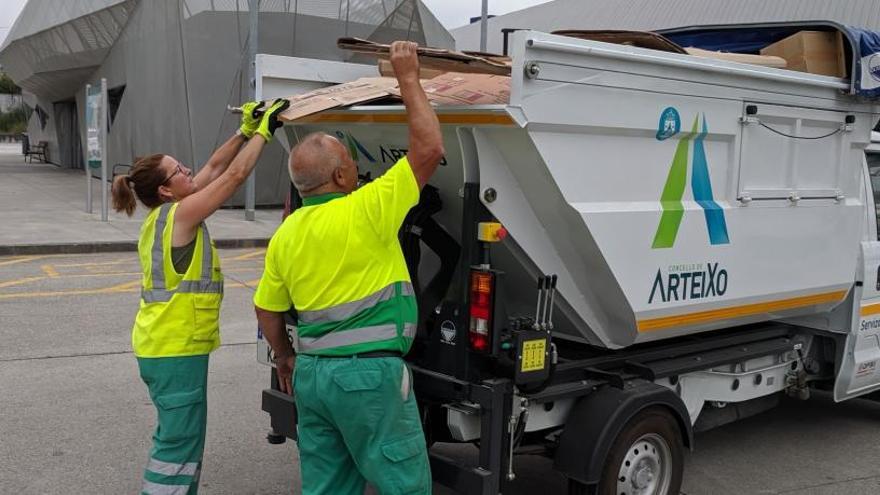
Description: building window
108,84,126,128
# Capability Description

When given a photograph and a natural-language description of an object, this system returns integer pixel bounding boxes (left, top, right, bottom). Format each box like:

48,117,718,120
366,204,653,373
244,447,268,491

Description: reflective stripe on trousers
141,203,222,303
146,458,199,477
141,460,200,494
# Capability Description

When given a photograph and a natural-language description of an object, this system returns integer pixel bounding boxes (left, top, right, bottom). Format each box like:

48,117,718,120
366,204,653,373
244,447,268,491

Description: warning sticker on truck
521,339,547,372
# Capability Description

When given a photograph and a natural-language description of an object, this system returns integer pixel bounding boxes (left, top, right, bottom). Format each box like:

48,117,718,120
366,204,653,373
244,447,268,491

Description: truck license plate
256,323,297,367
521,339,546,372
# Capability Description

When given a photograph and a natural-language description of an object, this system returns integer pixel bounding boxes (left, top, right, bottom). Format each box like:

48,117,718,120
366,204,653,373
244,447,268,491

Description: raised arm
391,41,445,189
174,99,289,239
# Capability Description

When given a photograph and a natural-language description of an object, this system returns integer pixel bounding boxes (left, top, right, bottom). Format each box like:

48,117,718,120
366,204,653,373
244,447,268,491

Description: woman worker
110,98,288,494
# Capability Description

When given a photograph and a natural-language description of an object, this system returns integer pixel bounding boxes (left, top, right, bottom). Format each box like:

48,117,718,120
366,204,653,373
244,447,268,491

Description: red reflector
470,305,490,319
470,331,490,351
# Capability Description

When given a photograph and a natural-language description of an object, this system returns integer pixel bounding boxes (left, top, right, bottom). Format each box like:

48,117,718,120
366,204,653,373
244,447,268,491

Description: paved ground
4,250,880,494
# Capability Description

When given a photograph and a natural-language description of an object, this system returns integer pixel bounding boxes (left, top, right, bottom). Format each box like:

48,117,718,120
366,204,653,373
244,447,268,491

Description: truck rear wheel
568,407,684,495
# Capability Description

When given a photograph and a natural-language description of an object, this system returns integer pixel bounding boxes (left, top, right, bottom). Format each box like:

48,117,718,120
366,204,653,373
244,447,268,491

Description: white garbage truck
257,22,880,494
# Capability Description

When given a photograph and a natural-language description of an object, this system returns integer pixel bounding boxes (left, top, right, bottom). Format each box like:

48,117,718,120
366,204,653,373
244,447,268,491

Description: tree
0,73,22,95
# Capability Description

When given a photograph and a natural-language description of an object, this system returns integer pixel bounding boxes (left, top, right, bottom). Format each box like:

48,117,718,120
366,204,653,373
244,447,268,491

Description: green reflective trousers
137,354,209,495
294,355,431,495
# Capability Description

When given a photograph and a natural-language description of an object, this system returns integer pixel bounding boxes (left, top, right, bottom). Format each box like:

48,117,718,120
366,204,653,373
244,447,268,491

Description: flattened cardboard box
279,77,398,122
760,31,846,77
391,72,510,105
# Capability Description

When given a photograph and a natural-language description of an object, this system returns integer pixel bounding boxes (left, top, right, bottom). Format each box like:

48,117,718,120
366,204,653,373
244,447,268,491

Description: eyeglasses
163,162,184,185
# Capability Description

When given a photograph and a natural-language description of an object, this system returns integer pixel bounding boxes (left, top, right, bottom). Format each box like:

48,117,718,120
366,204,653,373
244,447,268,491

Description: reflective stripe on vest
298,323,417,352
297,281,415,325
140,203,222,303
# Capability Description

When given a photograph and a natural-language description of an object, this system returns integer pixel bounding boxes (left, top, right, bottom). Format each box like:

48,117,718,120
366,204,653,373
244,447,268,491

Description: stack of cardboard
552,30,788,69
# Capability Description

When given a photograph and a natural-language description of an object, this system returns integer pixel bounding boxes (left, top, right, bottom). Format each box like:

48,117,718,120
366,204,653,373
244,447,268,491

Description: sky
0,0,553,45
0,0,27,46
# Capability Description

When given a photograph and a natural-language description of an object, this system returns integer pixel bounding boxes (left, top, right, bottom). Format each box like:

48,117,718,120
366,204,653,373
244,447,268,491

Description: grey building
453,0,880,53
0,0,452,205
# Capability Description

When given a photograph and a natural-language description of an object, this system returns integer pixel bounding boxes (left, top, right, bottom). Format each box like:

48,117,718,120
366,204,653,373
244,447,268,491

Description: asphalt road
3,250,880,494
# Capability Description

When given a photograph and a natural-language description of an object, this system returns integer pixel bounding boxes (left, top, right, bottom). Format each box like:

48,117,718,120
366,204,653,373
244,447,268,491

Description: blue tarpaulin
850,27,880,97
660,23,880,97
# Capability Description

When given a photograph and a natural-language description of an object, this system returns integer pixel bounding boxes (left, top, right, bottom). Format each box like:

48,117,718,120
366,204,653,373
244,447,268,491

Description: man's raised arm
390,41,445,189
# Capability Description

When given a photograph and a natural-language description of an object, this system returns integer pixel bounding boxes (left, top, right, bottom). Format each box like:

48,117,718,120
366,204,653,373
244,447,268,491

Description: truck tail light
469,270,494,352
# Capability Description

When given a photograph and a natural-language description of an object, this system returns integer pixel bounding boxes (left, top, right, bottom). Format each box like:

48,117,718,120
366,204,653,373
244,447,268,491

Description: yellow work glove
239,100,265,139
254,99,290,142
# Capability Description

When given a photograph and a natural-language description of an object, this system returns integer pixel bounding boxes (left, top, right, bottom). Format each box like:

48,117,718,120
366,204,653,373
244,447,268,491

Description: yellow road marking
637,290,847,332
0,276,45,288
41,265,60,278
53,259,130,268
229,249,266,261
104,280,140,292
0,256,46,267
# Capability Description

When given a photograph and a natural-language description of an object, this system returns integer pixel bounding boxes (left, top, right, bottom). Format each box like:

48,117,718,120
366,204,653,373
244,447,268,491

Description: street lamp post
480,0,489,52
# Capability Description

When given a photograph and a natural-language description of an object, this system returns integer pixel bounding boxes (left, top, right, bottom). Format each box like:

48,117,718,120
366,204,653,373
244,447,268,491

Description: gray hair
288,132,343,194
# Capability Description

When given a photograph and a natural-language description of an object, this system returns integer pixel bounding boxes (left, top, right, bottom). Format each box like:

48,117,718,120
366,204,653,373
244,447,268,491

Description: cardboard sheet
338,37,511,75
684,47,788,68
278,77,398,122
392,72,510,106
760,31,847,77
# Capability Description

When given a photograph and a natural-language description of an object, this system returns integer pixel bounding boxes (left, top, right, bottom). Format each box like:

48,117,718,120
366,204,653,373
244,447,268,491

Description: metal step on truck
255,21,880,494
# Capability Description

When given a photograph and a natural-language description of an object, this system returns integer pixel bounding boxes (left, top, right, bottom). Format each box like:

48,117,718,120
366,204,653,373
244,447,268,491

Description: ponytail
111,174,137,216
109,154,167,215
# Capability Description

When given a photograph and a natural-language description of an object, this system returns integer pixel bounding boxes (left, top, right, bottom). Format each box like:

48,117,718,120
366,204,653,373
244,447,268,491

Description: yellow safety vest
132,202,224,358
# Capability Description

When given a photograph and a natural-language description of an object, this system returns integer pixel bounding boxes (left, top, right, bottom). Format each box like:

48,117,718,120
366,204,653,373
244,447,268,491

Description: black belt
313,351,402,359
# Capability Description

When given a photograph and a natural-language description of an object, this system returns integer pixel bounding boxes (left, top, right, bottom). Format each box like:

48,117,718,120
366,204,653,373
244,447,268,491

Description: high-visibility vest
132,202,224,358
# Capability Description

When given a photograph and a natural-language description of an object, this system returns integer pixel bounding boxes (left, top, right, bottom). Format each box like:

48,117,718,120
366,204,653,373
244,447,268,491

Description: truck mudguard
553,380,693,485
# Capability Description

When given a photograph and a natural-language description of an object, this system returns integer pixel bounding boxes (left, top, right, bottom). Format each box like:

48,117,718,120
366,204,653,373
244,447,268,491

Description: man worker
253,40,444,495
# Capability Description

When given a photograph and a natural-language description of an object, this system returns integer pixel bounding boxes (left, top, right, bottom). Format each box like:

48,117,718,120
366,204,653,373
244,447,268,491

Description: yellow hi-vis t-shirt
254,157,420,356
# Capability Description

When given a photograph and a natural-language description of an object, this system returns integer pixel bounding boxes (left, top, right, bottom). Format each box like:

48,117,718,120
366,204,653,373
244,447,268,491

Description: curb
0,238,269,256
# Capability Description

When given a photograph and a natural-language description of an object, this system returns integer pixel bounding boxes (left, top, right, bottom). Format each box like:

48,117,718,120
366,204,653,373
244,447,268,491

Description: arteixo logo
335,130,376,163
652,112,729,249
